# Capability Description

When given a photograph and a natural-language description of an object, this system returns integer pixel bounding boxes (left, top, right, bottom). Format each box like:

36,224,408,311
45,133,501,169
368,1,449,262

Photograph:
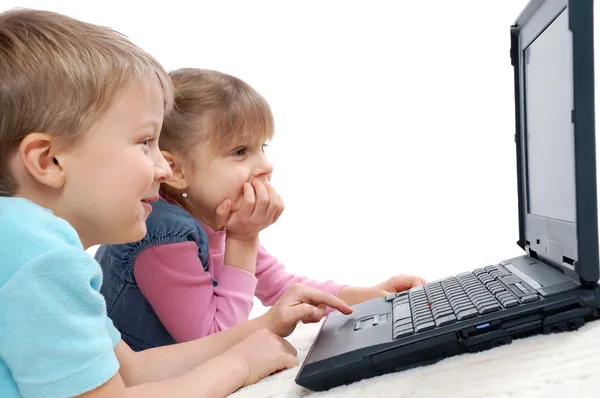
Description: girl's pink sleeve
133,241,257,342
254,245,345,313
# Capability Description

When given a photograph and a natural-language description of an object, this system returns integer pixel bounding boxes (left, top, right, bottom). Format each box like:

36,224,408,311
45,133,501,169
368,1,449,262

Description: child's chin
116,224,147,244
132,223,147,241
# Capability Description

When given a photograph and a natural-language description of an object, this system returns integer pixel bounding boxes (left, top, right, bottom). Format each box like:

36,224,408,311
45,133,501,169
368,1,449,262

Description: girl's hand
373,274,426,295
338,275,426,306
259,284,353,337
215,180,284,241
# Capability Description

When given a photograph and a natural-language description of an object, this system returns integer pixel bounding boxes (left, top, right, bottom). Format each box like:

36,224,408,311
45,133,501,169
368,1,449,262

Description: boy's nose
154,153,172,183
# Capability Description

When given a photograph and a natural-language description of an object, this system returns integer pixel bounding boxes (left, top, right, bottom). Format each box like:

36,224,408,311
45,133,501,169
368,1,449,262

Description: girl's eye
140,137,156,148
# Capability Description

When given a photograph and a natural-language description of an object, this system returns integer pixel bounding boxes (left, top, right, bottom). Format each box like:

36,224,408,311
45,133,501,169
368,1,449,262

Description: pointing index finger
300,288,353,315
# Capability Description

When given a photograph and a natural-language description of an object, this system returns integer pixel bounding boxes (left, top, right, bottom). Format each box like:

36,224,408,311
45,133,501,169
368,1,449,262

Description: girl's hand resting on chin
215,180,284,241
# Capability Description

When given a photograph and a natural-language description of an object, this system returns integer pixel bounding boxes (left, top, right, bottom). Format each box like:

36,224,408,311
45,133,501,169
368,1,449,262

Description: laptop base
295,256,600,391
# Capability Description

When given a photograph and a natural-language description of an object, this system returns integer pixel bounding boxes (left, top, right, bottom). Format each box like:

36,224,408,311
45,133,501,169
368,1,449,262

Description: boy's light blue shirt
0,197,121,398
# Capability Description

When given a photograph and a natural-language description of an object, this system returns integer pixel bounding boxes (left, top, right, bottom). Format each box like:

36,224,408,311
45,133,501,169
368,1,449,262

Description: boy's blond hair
0,8,174,196
159,68,274,202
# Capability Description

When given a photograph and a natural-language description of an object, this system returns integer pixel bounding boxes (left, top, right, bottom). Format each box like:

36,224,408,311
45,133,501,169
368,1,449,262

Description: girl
96,68,425,349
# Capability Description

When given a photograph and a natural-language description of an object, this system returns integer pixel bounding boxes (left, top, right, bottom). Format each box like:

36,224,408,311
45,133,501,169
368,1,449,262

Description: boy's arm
78,359,247,398
116,316,266,385
134,242,257,340
82,327,294,398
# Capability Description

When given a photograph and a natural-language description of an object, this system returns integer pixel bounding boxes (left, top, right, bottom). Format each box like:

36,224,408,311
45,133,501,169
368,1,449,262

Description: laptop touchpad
354,313,391,331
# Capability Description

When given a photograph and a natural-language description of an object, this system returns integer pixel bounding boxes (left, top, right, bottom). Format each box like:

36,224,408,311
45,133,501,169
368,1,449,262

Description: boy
0,9,351,398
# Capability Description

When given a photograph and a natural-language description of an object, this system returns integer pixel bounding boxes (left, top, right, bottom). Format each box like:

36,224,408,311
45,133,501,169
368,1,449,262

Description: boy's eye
233,146,247,156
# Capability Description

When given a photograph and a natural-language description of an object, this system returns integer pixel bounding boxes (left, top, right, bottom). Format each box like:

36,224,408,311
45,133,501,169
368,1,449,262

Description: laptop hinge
525,242,578,278
525,243,533,258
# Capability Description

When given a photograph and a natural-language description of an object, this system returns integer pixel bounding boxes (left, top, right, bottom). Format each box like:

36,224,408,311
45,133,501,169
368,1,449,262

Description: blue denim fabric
96,198,211,351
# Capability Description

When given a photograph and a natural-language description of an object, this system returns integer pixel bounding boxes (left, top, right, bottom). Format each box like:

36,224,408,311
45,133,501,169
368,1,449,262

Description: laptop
295,0,600,391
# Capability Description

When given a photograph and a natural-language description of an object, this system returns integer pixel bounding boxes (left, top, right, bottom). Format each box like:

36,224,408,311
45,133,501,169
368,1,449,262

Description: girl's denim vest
96,199,211,351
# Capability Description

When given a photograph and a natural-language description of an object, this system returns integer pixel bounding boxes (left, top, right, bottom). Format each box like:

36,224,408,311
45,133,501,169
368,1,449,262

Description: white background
4,0,547,319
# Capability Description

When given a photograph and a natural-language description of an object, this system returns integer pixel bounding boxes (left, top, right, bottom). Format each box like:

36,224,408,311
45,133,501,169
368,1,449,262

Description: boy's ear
161,150,188,190
18,133,65,189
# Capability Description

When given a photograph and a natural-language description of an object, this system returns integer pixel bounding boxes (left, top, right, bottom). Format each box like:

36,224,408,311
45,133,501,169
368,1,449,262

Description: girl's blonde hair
159,68,274,203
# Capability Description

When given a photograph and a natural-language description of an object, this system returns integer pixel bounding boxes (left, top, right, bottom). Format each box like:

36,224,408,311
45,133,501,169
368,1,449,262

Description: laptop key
394,299,408,307
471,289,491,298
434,314,457,327
432,303,452,312
502,298,519,307
393,302,411,321
385,293,397,302
489,283,504,294
393,325,414,339
476,301,499,311
456,308,479,320
394,317,412,327
433,309,454,320
453,303,474,314
454,296,473,304
520,294,539,303
414,321,435,333
413,313,432,325
478,302,502,314
411,308,427,318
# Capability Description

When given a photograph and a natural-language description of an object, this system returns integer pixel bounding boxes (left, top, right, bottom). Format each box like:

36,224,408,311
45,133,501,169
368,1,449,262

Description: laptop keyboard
390,265,540,340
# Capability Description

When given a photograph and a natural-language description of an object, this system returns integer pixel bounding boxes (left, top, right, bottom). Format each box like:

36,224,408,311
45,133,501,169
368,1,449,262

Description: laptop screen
524,8,576,224
514,0,598,281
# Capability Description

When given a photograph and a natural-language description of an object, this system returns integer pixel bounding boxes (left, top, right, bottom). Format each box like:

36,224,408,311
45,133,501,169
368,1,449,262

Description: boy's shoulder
0,197,121,398
0,197,83,287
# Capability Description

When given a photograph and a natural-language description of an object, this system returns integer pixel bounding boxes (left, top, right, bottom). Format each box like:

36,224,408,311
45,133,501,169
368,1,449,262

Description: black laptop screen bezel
511,0,599,283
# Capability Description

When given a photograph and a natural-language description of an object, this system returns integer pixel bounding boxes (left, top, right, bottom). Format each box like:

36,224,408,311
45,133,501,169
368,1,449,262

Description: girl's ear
161,150,188,190
18,133,65,189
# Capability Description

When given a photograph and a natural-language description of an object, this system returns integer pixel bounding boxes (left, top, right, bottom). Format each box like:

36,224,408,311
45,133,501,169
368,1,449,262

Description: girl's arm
254,245,426,308
134,241,257,341
223,235,260,275
254,245,345,310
